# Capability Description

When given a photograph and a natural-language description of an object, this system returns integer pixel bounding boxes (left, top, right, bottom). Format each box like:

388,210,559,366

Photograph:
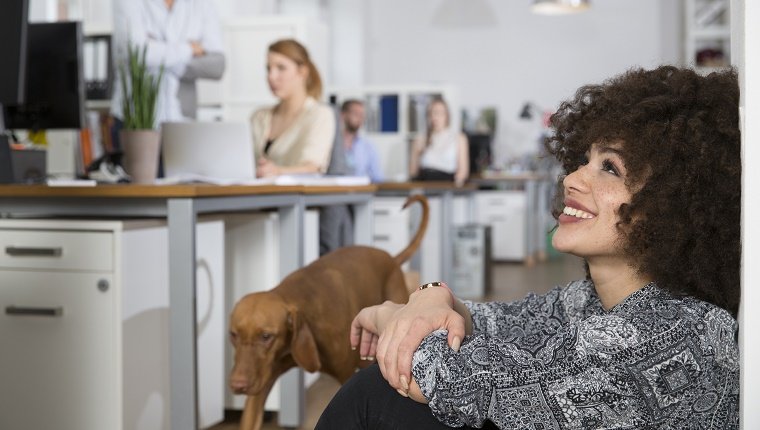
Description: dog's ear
288,308,321,372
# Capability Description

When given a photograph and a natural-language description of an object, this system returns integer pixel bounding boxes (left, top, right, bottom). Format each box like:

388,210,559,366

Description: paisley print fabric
411,280,739,429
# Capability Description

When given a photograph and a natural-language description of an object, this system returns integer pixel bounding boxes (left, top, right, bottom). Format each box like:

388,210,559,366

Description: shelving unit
684,0,731,73
328,84,460,182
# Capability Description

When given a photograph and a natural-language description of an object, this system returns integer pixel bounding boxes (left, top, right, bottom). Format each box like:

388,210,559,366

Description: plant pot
120,129,161,184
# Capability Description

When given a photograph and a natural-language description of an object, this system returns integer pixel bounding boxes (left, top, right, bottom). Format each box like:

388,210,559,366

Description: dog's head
228,291,321,395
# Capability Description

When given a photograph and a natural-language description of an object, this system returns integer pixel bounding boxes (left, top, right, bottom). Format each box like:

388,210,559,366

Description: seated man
341,99,384,183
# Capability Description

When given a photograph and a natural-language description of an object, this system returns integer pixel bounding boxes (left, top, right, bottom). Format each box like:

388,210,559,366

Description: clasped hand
349,285,466,394
256,157,281,177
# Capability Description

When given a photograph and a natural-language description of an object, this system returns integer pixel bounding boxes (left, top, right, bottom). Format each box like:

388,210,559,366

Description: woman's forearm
276,161,322,175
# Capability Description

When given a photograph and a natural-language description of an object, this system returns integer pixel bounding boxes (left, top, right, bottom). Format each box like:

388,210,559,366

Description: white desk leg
441,191,453,283
353,198,372,245
278,202,305,428
168,198,199,430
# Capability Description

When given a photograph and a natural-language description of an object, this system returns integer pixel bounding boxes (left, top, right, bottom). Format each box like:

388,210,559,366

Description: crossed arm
350,284,473,402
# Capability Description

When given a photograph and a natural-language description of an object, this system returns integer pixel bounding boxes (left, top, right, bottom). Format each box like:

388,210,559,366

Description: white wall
363,0,681,164
736,0,759,427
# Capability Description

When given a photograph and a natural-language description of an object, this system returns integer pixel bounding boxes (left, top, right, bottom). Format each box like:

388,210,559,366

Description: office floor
210,254,586,430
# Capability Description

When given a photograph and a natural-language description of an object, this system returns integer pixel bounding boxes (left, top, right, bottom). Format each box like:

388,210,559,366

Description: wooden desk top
470,172,553,182
0,184,377,198
377,181,477,192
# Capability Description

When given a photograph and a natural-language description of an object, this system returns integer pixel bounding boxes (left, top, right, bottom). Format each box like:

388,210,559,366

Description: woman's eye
577,154,589,166
602,159,619,176
229,332,238,342
260,333,273,342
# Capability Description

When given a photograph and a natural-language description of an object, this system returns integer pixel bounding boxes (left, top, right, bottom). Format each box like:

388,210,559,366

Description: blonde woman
251,39,335,177
409,97,469,186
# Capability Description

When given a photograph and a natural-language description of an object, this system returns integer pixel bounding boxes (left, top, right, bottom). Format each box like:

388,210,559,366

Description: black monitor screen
0,0,29,106
4,22,85,130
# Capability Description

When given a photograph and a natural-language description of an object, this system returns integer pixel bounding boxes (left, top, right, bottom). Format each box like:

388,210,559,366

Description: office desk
469,173,555,264
376,182,477,283
0,183,376,430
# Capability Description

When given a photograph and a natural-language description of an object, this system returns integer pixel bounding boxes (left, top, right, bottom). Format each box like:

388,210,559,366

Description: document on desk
155,174,371,186
155,174,274,186
273,174,372,186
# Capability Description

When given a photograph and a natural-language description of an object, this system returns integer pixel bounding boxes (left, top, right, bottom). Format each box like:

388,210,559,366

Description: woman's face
428,102,448,132
552,142,634,263
266,51,307,100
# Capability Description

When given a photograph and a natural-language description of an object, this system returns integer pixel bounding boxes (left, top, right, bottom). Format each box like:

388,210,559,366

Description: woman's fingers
349,316,363,350
368,334,379,360
359,328,375,359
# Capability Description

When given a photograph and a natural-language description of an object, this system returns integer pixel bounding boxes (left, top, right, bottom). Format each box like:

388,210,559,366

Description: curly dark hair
545,66,741,316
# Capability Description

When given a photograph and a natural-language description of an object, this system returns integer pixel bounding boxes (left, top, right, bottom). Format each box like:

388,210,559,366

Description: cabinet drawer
0,270,118,430
0,230,113,271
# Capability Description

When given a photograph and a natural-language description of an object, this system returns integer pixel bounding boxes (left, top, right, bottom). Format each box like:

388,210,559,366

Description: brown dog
228,195,429,430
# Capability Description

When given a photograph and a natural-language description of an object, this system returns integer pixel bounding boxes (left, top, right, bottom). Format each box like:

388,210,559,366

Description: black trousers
316,364,498,429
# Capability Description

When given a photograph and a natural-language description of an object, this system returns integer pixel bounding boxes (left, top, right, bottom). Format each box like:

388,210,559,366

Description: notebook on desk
159,121,261,185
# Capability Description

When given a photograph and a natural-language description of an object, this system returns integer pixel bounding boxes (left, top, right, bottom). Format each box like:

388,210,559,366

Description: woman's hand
376,285,466,393
256,157,281,177
350,301,404,360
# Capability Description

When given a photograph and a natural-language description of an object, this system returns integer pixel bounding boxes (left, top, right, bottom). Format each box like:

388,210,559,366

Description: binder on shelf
379,95,399,133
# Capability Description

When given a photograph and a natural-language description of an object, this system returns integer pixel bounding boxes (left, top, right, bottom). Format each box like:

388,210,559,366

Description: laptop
160,121,258,185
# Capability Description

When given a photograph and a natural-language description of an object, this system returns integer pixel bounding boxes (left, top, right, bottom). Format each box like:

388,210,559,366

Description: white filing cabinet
0,218,225,430
371,197,411,270
372,195,470,282
474,190,527,261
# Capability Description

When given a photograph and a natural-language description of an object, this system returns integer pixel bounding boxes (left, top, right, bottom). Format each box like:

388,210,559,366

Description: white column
736,0,760,428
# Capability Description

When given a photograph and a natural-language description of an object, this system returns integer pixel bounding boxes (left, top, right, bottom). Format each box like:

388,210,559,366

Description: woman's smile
558,198,597,223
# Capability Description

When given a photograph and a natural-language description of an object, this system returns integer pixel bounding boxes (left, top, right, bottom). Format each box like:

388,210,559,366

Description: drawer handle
373,209,391,216
5,246,63,257
5,306,64,317
373,235,391,241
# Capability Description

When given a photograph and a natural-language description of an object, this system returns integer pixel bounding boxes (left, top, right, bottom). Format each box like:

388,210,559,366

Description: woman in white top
409,97,469,186
250,39,335,177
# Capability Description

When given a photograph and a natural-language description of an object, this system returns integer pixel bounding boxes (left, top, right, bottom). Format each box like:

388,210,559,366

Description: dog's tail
393,195,429,265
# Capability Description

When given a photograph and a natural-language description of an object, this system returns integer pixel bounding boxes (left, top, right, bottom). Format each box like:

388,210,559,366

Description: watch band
418,281,444,291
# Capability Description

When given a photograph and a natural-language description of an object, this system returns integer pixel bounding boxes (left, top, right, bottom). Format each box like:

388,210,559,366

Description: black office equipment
0,0,29,107
4,22,86,131
467,132,492,175
0,0,29,183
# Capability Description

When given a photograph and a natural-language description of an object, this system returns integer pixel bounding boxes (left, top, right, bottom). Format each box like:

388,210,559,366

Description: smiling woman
316,66,741,429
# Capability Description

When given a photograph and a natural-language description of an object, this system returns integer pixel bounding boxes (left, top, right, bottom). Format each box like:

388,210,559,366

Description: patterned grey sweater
411,280,739,429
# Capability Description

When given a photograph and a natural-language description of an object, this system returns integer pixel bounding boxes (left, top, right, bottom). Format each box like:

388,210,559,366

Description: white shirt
419,129,459,174
111,0,224,124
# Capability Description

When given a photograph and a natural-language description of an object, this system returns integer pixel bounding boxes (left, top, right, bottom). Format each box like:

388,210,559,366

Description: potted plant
119,43,164,184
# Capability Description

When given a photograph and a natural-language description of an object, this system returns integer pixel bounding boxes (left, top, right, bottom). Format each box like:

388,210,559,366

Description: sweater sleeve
298,104,337,172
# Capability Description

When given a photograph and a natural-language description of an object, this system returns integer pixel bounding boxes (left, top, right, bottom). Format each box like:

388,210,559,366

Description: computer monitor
3,21,85,131
0,0,28,108
468,133,492,175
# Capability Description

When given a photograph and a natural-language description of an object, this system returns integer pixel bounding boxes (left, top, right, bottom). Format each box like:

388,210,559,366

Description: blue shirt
345,135,383,183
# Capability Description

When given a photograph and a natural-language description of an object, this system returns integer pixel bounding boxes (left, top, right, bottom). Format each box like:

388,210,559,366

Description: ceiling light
532,0,590,15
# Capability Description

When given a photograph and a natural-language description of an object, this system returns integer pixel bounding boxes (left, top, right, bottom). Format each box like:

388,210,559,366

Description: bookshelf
684,0,731,74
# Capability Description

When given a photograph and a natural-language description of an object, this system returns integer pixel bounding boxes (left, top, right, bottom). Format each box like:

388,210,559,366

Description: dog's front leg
239,380,275,430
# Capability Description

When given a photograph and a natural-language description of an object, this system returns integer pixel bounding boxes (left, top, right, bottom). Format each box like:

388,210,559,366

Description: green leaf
119,40,165,130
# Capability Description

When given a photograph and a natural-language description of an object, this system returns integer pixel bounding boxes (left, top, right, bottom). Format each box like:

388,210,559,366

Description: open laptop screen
161,122,256,183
